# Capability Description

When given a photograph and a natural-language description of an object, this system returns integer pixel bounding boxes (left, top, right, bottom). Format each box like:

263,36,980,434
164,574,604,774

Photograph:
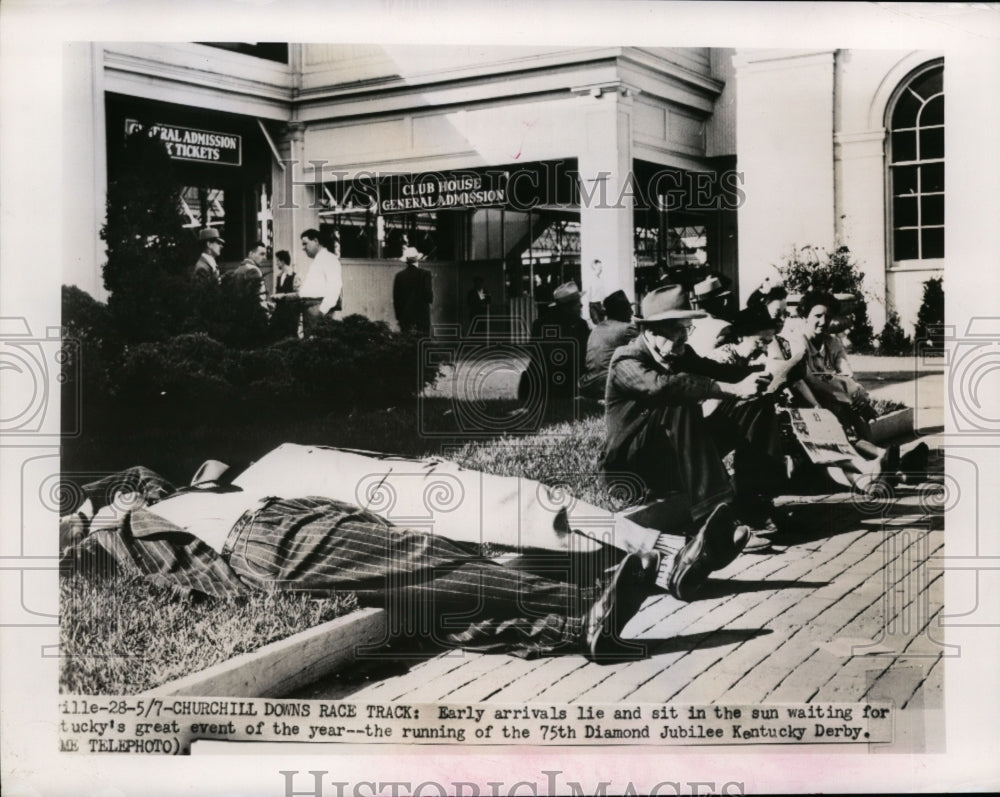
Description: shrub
61,286,122,414
778,245,876,353
101,127,195,343
913,276,945,351
877,310,914,356
112,317,438,423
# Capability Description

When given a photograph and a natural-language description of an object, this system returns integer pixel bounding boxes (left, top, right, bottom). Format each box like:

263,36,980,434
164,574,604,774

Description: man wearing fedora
518,281,591,404
686,274,735,356
192,227,225,286
579,289,638,400
602,284,765,545
393,246,434,335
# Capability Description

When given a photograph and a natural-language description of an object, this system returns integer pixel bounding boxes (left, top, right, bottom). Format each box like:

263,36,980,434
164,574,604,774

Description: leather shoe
871,443,900,483
700,503,748,570
585,553,648,662
899,441,930,473
667,504,748,601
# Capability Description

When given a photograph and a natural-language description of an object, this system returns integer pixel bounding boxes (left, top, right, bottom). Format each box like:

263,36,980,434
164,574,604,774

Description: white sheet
231,444,657,554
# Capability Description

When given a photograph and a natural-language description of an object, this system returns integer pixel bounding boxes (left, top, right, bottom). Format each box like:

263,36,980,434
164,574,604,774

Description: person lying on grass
60,459,750,665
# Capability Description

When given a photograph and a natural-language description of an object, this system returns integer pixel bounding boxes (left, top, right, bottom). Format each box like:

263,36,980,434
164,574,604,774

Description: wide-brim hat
400,246,424,263
636,284,706,324
693,275,730,300
199,227,225,244
552,281,582,304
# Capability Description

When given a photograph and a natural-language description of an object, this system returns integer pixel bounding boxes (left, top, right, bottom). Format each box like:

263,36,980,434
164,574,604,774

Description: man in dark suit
393,246,434,334
192,228,224,286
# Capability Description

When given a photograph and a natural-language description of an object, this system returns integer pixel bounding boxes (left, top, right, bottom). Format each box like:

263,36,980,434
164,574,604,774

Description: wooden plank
349,648,470,701
146,608,387,698
478,657,559,701
382,653,488,702
440,654,523,702
487,656,589,701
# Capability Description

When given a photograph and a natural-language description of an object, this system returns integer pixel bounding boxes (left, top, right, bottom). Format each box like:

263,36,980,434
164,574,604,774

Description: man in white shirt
298,228,343,331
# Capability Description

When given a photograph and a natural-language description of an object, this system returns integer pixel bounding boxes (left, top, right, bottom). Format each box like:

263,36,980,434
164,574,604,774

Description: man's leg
225,498,646,658
644,405,735,525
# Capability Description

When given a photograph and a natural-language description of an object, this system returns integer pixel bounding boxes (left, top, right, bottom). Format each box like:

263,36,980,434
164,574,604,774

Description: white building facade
65,43,944,336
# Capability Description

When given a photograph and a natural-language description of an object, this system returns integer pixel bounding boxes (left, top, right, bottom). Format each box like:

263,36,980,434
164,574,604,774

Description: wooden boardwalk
297,455,946,713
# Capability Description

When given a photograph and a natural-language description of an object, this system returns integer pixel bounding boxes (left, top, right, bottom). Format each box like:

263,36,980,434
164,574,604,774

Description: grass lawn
60,575,358,695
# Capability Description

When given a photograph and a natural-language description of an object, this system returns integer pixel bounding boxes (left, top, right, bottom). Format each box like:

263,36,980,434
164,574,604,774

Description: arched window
887,62,943,265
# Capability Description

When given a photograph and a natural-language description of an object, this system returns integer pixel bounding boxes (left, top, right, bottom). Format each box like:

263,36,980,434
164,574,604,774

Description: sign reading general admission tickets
124,119,242,165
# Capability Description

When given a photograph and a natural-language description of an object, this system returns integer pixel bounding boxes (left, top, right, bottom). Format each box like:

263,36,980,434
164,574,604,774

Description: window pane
892,166,918,196
912,68,943,101
892,130,917,162
922,227,944,259
921,95,944,127
889,64,944,265
921,195,944,226
919,128,944,160
921,162,945,192
894,229,919,261
891,90,922,129
894,196,919,227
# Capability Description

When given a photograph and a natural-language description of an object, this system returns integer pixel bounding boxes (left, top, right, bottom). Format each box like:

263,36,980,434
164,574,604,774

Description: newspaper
782,407,859,466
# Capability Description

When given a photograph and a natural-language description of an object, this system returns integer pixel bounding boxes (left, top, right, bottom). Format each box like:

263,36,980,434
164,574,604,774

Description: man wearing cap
192,228,225,286
579,289,639,400
298,228,343,331
602,284,764,528
393,246,434,334
686,275,735,356
519,281,591,404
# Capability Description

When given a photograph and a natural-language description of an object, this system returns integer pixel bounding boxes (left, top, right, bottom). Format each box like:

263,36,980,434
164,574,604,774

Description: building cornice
295,62,623,124
103,44,294,110
621,48,724,98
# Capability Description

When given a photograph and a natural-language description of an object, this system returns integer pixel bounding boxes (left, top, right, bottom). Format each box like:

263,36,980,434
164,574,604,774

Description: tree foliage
777,245,876,352
914,276,945,350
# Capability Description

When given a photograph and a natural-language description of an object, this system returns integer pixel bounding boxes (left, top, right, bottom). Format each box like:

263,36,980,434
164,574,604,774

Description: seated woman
788,290,899,481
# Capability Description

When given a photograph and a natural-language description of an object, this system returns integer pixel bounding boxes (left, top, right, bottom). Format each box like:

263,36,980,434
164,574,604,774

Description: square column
576,86,636,307
62,43,108,301
734,50,836,303
835,130,888,331
274,121,321,279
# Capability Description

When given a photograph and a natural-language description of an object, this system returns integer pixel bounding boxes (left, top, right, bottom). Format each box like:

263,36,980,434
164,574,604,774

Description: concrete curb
142,607,387,698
